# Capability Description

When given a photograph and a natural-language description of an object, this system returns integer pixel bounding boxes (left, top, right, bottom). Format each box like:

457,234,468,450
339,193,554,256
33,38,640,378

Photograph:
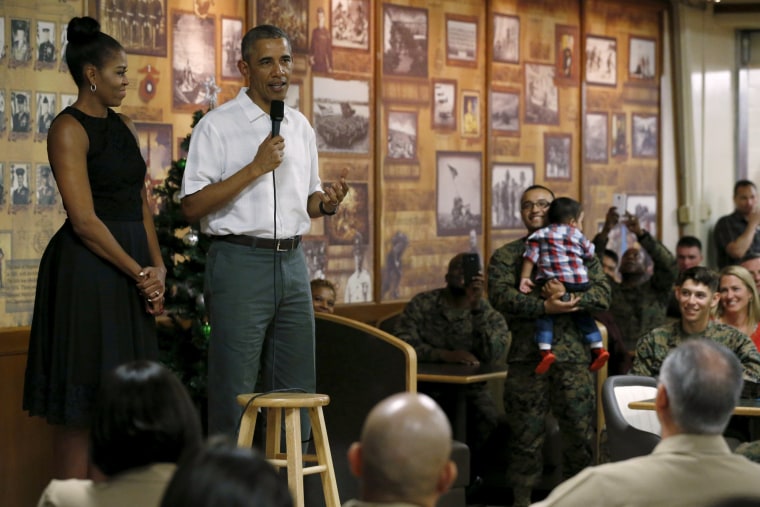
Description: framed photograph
35,164,58,208
285,80,302,111
525,63,558,125
436,151,482,237
461,90,480,138
331,0,370,51
221,17,243,81
490,88,519,135
97,0,167,57
0,17,5,63
382,4,428,78
135,122,173,213
257,0,308,53
386,110,418,163
544,133,572,180
632,113,658,158
310,6,334,73
313,76,370,154
302,237,329,281
35,20,57,70
431,79,456,131
0,90,6,133
60,93,77,112
59,22,69,73
555,24,579,85
10,90,31,136
10,162,31,206
0,163,4,205
584,112,608,164
325,181,370,246
446,14,477,68
493,14,519,64
171,11,216,111
10,18,32,68
491,163,534,230
585,35,617,87
626,194,657,237
35,92,56,141
629,36,656,81
611,113,627,158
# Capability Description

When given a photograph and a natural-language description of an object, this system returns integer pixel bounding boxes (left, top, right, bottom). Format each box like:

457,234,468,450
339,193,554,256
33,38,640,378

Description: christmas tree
152,110,211,412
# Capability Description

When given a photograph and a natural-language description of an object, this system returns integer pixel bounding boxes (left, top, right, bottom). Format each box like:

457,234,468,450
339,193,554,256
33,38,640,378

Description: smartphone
612,193,627,213
462,253,480,285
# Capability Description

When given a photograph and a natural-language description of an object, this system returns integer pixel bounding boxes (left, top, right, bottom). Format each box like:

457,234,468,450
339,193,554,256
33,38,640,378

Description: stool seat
237,392,340,507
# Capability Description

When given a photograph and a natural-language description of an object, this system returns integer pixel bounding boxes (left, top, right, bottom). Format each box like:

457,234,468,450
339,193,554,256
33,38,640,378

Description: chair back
602,375,661,462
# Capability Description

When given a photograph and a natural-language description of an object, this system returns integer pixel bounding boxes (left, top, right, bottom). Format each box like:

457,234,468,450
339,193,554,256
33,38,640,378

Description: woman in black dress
23,16,166,479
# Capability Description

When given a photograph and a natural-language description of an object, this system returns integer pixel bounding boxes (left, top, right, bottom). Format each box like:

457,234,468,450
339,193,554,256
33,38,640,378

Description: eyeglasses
520,200,551,211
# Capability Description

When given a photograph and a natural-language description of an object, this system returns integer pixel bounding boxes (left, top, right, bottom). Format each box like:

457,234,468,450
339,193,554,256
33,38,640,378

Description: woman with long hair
716,265,760,349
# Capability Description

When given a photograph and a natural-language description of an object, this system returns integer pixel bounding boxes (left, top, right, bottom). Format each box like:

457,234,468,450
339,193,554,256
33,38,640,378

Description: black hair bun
67,16,101,45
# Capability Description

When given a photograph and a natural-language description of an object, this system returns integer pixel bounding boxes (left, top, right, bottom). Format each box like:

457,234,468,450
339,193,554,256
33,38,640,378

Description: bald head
350,393,455,505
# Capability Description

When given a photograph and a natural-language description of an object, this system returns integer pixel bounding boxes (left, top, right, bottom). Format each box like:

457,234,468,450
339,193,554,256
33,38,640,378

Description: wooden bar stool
236,392,340,507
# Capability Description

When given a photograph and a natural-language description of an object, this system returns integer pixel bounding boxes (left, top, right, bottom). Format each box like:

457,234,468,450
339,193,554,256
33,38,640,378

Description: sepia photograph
525,63,558,125
629,36,656,81
586,35,617,86
35,21,57,70
490,89,519,135
172,11,216,111
331,0,370,51
0,90,6,133
326,181,370,247
97,0,167,57
35,92,56,141
303,237,328,281
0,164,4,205
0,17,5,63
632,113,658,158
584,112,608,163
36,164,57,208
461,91,480,138
544,133,572,180
555,24,579,85
10,18,32,68
257,0,308,52
491,163,533,230
313,76,370,154
446,14,477,68
386,110,417,162
382,4,428,78
626,194,657,237
493,14,519,64
10,162,31,206
310,6,333,73
437,151,482,237
432,79,456,131
10,90,31,136
221,17,243,80
611,112,627,157
59,22,68,72
285,80,301,111
135,122,173,213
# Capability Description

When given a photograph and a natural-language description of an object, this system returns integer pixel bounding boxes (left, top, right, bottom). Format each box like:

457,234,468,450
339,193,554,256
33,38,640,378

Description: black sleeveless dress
23,107,158,427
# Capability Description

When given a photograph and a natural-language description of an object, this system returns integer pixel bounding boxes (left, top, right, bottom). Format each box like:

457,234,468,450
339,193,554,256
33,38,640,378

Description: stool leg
310,406,340,507
266,407,282,461
285,407,305,507
237,403,259,448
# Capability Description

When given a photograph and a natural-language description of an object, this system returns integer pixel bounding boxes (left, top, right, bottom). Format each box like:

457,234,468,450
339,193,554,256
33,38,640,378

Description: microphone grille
270,100,285,121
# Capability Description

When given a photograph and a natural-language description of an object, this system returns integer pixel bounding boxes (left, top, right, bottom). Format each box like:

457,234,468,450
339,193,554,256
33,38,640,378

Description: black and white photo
331,0,370,51
446,14,477,67
432,79,456,131
36,164,57,207
257,0,308,52
313,76,370,154
492,163,533,230
584,112,608,163
387,110,417,162
544,133,572,180
97,0,167,56
10,90,31,136
586,35,617,86
493,14,519,64
382,4,428,78
436,151,482,237
611,112,627,157
490,89,519,135
35,92,56,139
632,113,658,158
629,36,656,81
35,21,56,68
221,17,242,80
10,163,31,206
172,11,216,111
525,63,558,125
10,18,31,68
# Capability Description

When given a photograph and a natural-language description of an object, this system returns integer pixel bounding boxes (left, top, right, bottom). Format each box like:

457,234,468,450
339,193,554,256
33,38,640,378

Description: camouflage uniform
595,230,678,351
488,238,610,495
394,288,510,451
631,320,760,382
735,440,760,463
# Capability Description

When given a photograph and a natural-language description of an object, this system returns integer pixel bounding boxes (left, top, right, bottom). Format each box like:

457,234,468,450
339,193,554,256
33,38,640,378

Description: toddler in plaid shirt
519,197,609,374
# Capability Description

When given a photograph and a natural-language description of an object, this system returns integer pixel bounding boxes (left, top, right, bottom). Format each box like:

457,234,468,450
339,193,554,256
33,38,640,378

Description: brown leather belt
214,235,301,251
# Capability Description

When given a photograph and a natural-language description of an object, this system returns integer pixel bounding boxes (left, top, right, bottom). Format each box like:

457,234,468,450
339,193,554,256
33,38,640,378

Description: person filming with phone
394,252,510,485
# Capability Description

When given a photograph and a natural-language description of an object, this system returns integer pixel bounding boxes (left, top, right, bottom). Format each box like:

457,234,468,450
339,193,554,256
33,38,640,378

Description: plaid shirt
524,224,595,284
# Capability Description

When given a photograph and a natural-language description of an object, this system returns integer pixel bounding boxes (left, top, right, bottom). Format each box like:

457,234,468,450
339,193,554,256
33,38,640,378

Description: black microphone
270,100,284,137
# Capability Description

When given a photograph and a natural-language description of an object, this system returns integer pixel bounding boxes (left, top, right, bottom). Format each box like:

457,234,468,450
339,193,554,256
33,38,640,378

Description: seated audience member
160,438,292,507
715,180,760,268
593,247,630,374
37,360,203,507
311,278,337,314
716,265,760,349
394,253,510,471
601,248,620,283
631,267,760,381
740,252,760,293
667,235,705,317
532,339,760,507
344,392,457,507
593,206,678,354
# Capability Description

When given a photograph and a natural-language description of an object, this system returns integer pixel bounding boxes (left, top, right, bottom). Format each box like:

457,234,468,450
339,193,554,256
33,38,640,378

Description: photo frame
525,63,558,125
0,90,6,133
632,113,658,158
313,76,370,154
9,18,32,69
135,122,173,214
97,0,167,57
59,22,68,73
461,91,480,139
325,181,370,247
10,162,31,207
626,194,657,237
256,0,308,53
490,88,519,136
34,92,56,142
34,20,57,70
382,4,428,78
491,163,534,230
585,35,617,87
60,93,77,112
584,112,609,164
445,14,477,68
171,11,216,112
386,110,418,163
431,79,456,131
9,90,31,141
35,164,58,208
331,0,370,51
629,36,656,81
493,14,519,64
544,133,572,180
221,17,243,81
611,113,627,158
0,163,4,206
285,79,302,111
302,236,329,281
436,151,482,237
0,17,5,64
555,24,579,85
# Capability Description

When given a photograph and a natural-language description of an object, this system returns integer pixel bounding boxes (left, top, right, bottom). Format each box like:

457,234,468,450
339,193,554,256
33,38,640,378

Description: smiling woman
716,265,760,349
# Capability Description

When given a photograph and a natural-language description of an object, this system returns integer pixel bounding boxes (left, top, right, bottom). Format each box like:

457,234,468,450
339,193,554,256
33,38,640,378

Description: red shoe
535,350,556,374
589,348,610,372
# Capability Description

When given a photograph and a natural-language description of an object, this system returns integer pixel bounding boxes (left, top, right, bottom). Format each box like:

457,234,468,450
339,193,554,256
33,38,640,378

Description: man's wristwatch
319,201,337,216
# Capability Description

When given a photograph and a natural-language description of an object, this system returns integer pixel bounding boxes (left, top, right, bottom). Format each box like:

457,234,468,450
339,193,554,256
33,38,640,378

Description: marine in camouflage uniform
487,186,611,507
394,254,510,459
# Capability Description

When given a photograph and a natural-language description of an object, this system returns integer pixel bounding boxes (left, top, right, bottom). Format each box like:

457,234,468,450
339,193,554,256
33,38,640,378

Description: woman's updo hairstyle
65,16,123,88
